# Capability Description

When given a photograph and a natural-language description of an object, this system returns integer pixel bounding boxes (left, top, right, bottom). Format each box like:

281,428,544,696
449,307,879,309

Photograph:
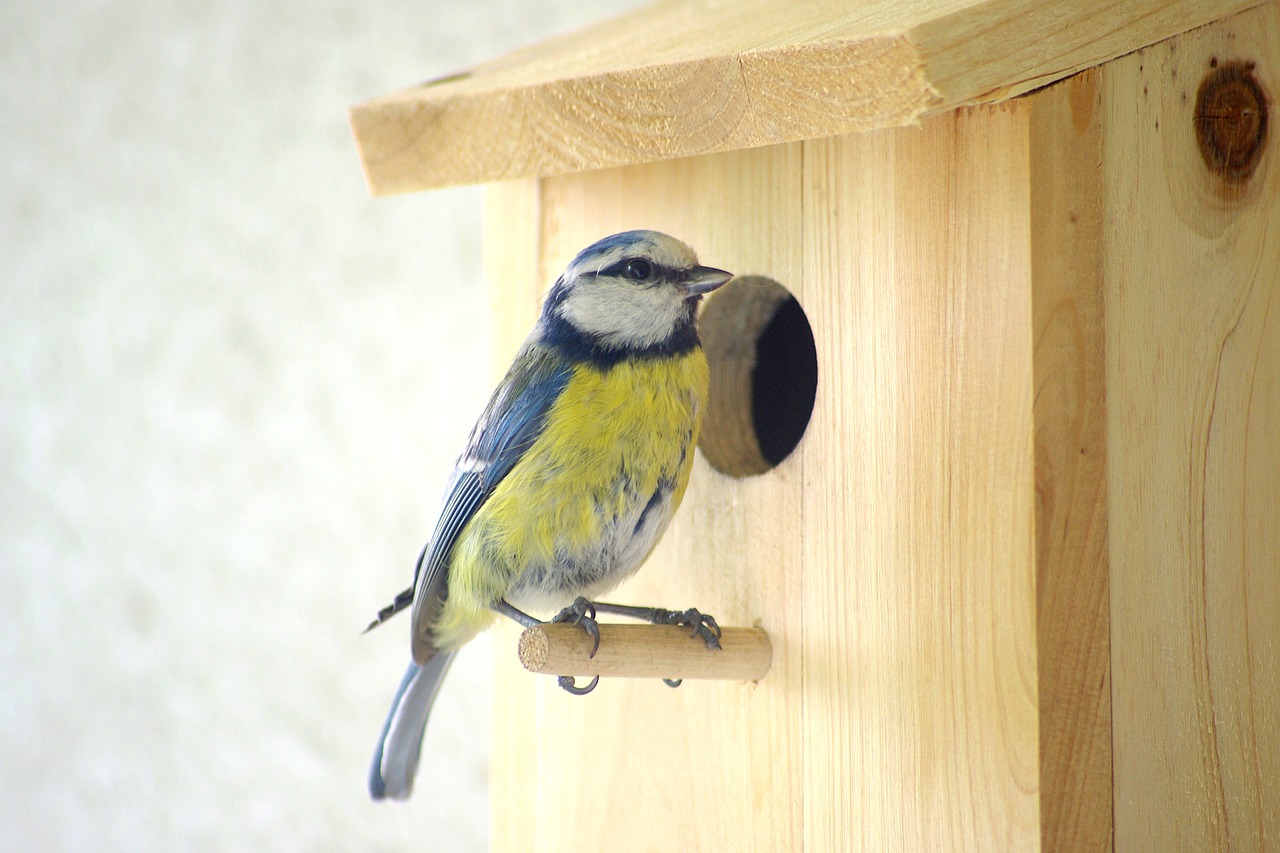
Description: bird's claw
557,674,600,696
552,596,601,658
653,607,722,651
551,598,602,696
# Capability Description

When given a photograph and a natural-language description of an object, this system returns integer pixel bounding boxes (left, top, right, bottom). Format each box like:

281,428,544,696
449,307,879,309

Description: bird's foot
589,601,723,651
551,596,601,658
544,598,721,695
649,607,723,651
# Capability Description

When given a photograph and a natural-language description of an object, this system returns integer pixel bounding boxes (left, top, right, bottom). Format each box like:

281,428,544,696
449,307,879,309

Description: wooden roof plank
350,0,1261,194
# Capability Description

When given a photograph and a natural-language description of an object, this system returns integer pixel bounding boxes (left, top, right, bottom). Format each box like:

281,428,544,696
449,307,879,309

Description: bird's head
541,230,733,353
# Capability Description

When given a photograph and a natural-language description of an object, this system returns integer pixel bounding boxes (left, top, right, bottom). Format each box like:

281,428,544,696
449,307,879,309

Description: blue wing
407,342,571,658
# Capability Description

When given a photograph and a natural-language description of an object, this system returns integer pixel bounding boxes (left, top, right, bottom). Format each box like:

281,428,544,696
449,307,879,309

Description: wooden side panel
483,178,544,853
483,179,544,370
492,144,808,852
1027,70,1113,853
1103,3,1280,850
799,107,1040,850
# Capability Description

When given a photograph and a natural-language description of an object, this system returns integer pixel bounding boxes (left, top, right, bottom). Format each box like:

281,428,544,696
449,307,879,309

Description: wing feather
408,342,570,652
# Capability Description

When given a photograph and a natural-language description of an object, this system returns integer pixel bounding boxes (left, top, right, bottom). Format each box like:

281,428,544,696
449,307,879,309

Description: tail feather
368,651,456,800
363,586,414,633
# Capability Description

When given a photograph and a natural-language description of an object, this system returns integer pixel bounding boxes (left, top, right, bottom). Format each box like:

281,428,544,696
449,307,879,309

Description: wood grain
485,103,1048,850
350,0,1261,193
1103,4,1280,850
1027,69,1113,853
479,8,1280,846
799,105,1040,850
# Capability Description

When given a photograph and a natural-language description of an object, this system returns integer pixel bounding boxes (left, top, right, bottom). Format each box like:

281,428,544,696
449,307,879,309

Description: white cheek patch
558,280,685,349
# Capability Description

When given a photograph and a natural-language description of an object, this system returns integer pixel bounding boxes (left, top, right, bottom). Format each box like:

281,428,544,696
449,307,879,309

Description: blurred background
1,0,638,848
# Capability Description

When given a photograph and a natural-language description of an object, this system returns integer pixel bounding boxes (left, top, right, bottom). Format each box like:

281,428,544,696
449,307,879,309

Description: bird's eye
622,258,653,281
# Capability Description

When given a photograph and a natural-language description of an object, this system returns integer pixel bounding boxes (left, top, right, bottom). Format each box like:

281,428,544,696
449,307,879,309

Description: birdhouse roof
350,0,1257,194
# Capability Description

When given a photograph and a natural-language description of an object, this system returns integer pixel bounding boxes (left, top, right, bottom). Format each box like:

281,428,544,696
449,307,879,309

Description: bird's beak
683,266,734,299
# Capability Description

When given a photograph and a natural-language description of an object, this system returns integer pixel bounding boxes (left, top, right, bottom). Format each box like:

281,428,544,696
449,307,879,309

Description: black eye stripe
595,258,670,281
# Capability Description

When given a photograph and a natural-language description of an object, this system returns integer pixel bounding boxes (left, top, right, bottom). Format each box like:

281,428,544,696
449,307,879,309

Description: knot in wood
1194,61,1268,181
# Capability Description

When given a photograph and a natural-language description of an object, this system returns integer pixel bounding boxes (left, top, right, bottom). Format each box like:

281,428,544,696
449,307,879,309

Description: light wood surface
1103,4,1280,849
350,0,1261,193
482,178,543,850
1027,69,1113,853
490,142,807,852
799,106,1039,850
473,4,1279,849
517,624,772,681
487,103,1042,850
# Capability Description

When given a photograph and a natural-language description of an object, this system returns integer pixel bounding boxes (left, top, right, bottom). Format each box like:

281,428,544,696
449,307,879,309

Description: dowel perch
518,623,772,682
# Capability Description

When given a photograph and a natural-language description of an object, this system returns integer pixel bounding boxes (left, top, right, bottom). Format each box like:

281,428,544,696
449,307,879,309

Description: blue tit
366,230,733,801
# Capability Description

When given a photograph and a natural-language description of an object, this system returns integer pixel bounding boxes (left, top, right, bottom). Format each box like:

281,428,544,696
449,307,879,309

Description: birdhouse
349,0,1278,849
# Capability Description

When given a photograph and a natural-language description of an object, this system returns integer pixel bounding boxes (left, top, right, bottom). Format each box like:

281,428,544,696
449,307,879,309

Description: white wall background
1,1,636,849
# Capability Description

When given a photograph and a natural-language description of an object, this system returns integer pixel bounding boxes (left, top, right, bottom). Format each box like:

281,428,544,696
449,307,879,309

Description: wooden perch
518,623,771,682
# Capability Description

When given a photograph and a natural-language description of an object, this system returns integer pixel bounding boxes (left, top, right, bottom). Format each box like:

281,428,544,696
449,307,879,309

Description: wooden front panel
486,104,1041,850
799,112,1040,850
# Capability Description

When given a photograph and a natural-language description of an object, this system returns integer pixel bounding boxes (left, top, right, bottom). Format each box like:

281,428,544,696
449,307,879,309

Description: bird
365,230,733,801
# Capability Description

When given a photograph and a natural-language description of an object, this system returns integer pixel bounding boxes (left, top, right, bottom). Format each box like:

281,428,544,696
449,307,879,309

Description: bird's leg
550,597,601,658
491,599,540,629
492,598,600,696
588,601,723,651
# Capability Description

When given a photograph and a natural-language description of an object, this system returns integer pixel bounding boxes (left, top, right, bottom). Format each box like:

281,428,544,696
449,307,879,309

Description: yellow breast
434,350,709,648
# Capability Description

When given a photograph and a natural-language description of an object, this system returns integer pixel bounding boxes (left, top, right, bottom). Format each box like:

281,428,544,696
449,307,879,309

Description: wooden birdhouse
350,0,1278,849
